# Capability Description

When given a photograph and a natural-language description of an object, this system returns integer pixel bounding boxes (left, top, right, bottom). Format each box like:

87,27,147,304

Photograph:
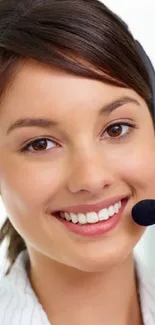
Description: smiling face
0,59,155,272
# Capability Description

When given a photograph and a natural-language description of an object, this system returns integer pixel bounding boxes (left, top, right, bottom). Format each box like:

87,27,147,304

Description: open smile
51,197,129,237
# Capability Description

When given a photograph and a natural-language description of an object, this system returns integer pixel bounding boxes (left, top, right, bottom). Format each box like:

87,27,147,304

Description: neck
28,252,143,325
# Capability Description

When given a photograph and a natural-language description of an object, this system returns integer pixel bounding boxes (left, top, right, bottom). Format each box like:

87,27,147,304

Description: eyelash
102,121,136,140
20,121,137,153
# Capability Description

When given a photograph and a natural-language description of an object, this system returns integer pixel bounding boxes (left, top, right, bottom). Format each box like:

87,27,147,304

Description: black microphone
132,199,155,226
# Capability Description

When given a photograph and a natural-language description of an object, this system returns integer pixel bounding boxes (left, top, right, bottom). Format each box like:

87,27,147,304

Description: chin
68,244,135,274
69,254,127,274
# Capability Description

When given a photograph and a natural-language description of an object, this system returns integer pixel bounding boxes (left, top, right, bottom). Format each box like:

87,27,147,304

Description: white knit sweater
0,250,154,325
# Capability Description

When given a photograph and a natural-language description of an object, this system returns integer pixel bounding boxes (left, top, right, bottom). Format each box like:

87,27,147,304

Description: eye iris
107,125,122,137
32,140,47,151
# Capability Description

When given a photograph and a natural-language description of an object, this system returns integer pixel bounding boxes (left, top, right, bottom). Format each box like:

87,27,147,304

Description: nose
67,148,115,195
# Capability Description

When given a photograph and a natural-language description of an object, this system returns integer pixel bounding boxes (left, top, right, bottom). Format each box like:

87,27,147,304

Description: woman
0,0,154,324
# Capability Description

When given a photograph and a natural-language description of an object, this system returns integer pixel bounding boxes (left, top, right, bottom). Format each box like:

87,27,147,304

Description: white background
0,0,155,275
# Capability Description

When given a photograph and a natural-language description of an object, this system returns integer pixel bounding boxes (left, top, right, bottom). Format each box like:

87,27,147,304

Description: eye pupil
33,140,47,151
107,125,122,137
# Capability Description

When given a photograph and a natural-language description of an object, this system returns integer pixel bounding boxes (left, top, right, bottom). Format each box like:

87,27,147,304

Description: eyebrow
99,96,140,116
6,96,140,135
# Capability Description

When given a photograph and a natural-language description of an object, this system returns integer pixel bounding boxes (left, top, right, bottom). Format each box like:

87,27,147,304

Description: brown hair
0,0,152,275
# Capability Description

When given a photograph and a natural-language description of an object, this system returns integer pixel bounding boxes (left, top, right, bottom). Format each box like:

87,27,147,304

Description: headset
136,41,155,120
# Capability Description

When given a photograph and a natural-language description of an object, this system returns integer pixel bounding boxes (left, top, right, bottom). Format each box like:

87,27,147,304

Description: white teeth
65,212,71,221
98,209,109,221
118,201,121,208
114,202,119,213
77,213,87,224
70,213,78,224
108,205,115,216
59,200,122,224
86,212,98,224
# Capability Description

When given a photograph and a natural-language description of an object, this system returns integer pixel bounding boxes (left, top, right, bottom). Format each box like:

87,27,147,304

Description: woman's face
0,59,155,272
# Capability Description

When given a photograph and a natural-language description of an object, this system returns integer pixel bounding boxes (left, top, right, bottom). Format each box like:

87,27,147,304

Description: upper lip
52,195,129,215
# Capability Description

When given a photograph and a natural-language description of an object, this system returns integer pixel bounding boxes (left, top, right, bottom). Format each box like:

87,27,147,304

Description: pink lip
52,195,129,215
54,198,128,238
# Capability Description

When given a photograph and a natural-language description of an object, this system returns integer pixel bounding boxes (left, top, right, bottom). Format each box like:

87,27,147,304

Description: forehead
0,59,143,120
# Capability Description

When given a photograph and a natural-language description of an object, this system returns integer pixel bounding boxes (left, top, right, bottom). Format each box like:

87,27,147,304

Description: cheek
0,159,66,217
113,142,155,196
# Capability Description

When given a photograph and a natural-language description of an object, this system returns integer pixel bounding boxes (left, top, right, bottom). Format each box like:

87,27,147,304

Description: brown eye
22,138,57,152
106,125,123,137
32,139,49,151
103,123,130,138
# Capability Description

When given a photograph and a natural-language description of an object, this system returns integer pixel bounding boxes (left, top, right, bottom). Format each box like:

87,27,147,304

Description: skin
0,59,155,324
